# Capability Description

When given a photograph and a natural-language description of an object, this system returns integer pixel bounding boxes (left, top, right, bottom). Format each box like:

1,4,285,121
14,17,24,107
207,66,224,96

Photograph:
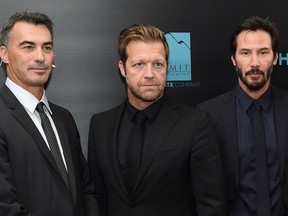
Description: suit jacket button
129,202,136,210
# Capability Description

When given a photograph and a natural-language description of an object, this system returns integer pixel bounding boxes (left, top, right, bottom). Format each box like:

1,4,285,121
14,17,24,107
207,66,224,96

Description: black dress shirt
232,85,281,216
118,95,165,173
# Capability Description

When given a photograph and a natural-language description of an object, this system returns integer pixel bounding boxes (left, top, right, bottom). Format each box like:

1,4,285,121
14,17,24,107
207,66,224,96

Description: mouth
30,68,49,74
248,72,262,75
32,68,47,70
245,69,264,78
141,84,158,88
247,73,264,81
28,64,49,71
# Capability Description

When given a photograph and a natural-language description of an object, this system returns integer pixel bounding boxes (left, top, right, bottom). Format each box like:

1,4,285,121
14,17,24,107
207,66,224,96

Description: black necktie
250,101,270,216
36,102,70,189
124,110,147,195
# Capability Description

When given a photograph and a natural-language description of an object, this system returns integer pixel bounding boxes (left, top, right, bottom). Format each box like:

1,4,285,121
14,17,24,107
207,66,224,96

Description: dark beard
236,66,273,91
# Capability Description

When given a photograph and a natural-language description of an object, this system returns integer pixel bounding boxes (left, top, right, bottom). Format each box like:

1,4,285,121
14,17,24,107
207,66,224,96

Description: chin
141,94,162,102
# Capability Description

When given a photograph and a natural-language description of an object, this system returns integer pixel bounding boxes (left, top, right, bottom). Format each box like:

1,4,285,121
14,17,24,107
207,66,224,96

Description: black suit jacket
197,86,288,215
0,85,99,216
88,96,226,216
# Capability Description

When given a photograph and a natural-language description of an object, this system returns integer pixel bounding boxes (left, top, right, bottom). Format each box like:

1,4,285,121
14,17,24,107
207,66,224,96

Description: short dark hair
230,16,279,58
0,11,54,47
0,11,53,73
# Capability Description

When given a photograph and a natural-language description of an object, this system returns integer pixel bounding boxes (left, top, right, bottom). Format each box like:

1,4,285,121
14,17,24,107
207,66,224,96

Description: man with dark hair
88,23,226,216
0,11,99,216
198,16,288,215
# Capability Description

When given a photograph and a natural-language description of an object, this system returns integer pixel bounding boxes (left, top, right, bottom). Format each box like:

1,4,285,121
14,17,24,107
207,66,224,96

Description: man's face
231,30,278,92
119,40,167,109
0,21,54,93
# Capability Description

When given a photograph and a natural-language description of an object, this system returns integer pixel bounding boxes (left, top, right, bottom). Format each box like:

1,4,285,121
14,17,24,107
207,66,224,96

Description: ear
0,46,9,64
231,55,236,66
118,61,126,77
273,52,278,65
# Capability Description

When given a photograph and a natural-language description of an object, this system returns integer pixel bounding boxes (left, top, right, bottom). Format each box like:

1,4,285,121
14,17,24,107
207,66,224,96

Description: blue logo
278,53,288,66
165,32,200,88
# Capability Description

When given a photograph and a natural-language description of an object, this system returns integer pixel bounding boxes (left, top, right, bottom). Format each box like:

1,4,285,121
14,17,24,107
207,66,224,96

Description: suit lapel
272,87,288,180
105,103,131,200
221,90,239,185
134,97,180,192
223,87,288,188
51,110,76,203
0,85,69,191
104,100,180,199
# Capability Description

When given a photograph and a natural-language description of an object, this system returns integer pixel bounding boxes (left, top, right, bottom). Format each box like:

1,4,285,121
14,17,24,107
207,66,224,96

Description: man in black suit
198,16,288,215
87,23,226,216
0,11,99,216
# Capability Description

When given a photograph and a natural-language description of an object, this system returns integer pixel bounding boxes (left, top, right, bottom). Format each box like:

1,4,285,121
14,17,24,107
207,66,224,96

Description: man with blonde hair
88,23,226,216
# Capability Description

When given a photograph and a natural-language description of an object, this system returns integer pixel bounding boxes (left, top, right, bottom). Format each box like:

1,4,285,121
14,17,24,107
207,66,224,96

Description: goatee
236,66,273,91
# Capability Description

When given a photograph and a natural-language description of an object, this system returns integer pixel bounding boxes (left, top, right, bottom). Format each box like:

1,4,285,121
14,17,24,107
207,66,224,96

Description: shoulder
49,102,71,116
271,85,288,100
164,97,212,125
197,89,235,111
90,102,124,122
48,102,77,125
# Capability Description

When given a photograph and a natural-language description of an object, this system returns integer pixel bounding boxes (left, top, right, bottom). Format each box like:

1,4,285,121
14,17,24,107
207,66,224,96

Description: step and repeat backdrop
1,0,288,156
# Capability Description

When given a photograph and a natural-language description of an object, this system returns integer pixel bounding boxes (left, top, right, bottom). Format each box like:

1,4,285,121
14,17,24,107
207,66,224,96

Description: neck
239,82,269,100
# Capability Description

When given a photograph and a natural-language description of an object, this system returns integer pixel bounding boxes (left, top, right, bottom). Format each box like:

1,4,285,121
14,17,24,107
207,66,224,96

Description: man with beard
198,16,288,216
87,23,226,216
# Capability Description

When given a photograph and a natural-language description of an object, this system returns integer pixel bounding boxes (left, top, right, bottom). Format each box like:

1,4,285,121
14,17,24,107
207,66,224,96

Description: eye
23,45,33,50
259,51,269,56
241,51,249,56
133,62,144,68
154,62,164,68
43,45,53,53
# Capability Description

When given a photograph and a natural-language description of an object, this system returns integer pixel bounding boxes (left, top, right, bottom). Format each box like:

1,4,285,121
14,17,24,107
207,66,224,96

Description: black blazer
0,85,99,216
88,96,226,216
197,86,288,215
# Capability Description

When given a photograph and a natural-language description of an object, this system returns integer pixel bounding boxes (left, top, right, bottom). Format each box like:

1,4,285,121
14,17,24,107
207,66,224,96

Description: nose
144,64,155,78
34,48,45,63
250,53,260,67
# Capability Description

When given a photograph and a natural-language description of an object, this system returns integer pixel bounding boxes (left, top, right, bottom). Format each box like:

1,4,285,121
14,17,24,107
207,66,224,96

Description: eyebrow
19,40,53,46
239,47,270,51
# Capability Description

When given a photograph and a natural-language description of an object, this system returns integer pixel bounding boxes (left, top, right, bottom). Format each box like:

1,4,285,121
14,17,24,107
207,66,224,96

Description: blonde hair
118,24,169,64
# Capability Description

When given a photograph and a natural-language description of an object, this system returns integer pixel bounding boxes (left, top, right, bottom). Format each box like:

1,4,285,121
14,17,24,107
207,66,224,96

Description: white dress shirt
5,77,68,170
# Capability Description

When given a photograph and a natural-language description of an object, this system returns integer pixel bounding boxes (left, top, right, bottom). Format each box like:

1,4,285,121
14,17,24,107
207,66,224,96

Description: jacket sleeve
189,111,227,216
63,109,101,216
78,150,101,216
0,132,35,216
87,115,109,216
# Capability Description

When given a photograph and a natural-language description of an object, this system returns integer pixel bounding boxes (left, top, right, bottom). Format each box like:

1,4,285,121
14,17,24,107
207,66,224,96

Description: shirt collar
126,94,165,123
5,77,52,114
236,84,272,112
